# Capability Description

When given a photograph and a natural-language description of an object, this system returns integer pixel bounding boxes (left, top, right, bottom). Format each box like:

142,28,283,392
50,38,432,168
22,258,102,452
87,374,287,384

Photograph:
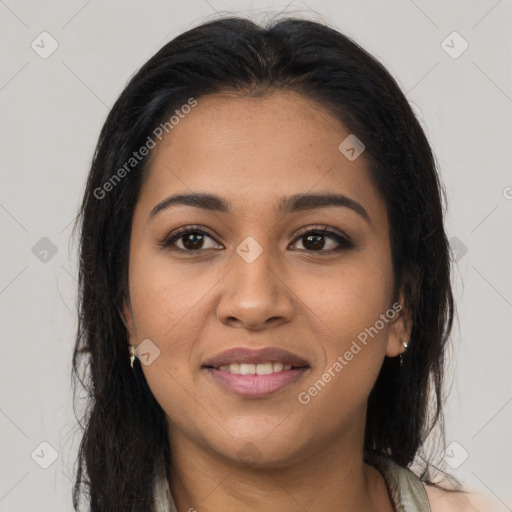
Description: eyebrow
148,192,370,224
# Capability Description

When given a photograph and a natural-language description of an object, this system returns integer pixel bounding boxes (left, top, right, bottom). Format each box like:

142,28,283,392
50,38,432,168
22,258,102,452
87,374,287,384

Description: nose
216,245,295,331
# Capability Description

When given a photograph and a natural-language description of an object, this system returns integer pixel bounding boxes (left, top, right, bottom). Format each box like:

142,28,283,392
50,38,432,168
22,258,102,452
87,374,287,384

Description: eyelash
158,224,354,254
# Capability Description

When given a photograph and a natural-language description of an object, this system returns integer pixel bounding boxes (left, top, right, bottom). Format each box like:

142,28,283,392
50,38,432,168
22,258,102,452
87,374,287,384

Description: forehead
137,91,386,222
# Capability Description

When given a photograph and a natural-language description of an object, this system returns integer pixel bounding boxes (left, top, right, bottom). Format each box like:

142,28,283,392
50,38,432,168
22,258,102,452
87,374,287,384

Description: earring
399,338,408,366
129,345,136,369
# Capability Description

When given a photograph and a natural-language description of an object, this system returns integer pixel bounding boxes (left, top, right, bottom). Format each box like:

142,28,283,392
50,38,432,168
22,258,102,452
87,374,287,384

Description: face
122,91,410,467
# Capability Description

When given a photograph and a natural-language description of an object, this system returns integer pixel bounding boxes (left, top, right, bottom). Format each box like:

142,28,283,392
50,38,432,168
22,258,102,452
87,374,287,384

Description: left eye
290,228,353,252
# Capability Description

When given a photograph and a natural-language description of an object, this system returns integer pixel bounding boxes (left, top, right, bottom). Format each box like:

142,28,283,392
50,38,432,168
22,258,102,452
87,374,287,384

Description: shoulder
424,484,502,512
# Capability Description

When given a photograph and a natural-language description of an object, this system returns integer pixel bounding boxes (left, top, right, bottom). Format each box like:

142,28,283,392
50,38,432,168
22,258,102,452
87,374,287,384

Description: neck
166,418,394,512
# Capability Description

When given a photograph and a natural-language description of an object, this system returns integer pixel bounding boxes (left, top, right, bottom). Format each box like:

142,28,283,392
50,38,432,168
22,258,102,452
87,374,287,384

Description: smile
217,362,293,374
204,366,310,398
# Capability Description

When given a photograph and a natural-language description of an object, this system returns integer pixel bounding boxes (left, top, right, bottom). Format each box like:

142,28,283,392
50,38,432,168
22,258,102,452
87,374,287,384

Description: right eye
158,226,224,252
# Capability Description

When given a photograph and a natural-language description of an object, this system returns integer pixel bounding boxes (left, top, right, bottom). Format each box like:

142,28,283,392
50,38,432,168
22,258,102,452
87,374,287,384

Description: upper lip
202,347,310,368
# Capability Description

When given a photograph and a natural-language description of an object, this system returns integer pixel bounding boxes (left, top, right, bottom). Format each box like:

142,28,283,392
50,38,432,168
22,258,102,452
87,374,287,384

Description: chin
213,430,308,469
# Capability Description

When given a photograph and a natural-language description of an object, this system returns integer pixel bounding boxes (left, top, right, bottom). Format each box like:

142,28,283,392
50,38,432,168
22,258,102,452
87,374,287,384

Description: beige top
153,454,431,512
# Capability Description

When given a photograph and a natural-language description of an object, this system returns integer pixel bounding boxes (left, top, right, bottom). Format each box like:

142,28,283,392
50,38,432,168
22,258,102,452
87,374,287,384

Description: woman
71,15,496,511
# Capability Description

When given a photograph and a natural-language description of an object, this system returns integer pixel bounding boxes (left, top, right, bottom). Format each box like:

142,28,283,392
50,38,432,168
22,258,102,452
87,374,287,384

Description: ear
385,288,413,358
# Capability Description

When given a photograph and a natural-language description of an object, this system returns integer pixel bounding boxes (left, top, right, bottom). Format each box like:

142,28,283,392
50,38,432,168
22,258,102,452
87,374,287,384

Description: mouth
201,346,311,398
202,346,310,369
205,361,305,374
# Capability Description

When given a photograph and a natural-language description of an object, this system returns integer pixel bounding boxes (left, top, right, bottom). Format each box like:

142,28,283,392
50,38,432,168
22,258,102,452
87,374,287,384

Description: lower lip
204,367,310,398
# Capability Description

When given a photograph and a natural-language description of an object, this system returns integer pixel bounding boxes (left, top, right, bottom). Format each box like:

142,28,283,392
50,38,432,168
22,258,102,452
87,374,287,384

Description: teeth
255,363,272,375
273,362,284,372
217,362,294,374
240,363,255,375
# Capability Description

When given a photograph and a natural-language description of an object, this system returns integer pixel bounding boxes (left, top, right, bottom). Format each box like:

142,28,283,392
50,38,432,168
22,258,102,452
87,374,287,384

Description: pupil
304,233,324,250
183,232,203,250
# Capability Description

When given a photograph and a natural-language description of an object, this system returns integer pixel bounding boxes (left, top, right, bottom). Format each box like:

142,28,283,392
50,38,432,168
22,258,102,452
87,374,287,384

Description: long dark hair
71,15,461,511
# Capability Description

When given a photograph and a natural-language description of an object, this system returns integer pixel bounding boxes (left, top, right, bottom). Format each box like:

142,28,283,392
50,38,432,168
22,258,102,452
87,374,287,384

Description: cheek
294,247,393,407
127,250,208,391
303,254,393,344
296,268,391,421
128,255,210,430
128,245,217,337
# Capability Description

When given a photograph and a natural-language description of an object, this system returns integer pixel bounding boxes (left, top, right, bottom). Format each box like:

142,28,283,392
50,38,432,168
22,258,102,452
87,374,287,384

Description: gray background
0,0,511,510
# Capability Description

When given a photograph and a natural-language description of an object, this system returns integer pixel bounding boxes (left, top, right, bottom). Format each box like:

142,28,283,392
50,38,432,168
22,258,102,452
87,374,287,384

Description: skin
122,90,413,512
425,485,504,512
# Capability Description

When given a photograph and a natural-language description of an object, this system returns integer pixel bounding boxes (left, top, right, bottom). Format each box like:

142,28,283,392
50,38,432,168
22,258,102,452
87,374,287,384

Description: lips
201,346,310,369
